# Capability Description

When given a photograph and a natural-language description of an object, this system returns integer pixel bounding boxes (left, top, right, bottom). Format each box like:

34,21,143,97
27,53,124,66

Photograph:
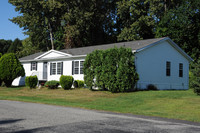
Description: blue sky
0,1,28,40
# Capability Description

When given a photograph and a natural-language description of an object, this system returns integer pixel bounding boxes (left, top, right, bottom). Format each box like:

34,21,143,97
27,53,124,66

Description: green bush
84,47,139,93
190,59,200,95
25,76,38,89
74,80,84,88
77,80,84,88
45,80,59,89
0,53,25,87
60,75,74,90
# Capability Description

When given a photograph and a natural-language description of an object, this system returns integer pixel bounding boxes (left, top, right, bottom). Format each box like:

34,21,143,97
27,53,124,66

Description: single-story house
12,37,193,90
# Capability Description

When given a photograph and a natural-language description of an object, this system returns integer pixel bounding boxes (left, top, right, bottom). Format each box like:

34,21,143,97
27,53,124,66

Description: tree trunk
49,23,54,50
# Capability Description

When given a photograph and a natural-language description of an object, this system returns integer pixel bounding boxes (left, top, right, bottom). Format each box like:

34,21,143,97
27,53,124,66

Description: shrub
190,59,200,95
60,75,74,90
77,80,84,88
45,80,59,89
25,76,38,89
83,47,139,93
0,53,25,87
147,84,158,90
74,80,84,88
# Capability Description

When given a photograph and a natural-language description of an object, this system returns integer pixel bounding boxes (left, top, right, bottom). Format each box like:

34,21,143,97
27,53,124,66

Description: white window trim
73,60,84,75
31,62,37,71
50,62,63,75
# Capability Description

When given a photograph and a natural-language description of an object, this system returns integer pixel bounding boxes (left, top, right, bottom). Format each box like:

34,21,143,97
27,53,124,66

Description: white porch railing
31,71,47,81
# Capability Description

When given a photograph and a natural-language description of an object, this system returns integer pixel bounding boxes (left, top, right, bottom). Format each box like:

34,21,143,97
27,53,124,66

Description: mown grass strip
0,87,199,122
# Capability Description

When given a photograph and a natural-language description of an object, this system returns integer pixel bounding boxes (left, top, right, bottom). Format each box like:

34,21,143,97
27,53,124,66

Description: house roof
19,52,45,61
59,37,166,55
19,37,193,62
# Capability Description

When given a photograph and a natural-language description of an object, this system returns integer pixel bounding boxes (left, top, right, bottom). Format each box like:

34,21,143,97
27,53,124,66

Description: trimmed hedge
74,80,84,88
0,53,25,87
60,75,74,90
84,47,139,93
45,80,59,89
25,76,38,89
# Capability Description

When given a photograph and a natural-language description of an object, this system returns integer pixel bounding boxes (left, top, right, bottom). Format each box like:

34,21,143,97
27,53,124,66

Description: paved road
0,100,200,133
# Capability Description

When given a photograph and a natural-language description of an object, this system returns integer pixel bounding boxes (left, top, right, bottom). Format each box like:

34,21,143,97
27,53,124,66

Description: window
50,62,63,75
57,62,62,75
166,61,171,76
74,61,79,74
72,60,84,75
179,63,183,77
31,62,37,71
52,63,56,75
80,61,84,74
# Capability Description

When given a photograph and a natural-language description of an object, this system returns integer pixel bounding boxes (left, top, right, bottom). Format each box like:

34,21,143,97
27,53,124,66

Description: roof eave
20,54,87,63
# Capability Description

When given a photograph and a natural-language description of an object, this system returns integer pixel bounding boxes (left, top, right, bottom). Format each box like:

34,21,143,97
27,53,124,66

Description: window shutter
72,61,74,75
61,62,63,75
31,62,32,71
36,62,37,71
50,63,52,75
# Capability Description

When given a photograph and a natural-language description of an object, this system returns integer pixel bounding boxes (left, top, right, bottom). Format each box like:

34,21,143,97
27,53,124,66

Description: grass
0,86,200,122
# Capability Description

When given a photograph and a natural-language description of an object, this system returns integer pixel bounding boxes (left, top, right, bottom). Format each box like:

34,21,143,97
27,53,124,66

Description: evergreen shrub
45,80,59,89
83,47,139,93
25,76,38,89
0,53,25,87
74,80,84,88
60,75,74,90
190,59,200,95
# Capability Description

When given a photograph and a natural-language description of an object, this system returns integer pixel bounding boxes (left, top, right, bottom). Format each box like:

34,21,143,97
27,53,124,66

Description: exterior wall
47,58,85,81
12,62,44,86
12,58,85,86
135,41,189,90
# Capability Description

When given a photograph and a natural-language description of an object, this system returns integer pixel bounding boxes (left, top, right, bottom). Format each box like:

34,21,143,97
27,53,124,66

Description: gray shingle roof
19,52,45,61
60,37,166,55
20,37,166,61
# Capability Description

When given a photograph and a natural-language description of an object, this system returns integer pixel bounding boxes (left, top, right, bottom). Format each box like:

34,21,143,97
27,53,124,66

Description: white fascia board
20,55,87,63
35,49,72,59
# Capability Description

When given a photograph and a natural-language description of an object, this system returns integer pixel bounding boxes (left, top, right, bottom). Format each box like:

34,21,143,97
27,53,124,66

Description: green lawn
0,87,200,122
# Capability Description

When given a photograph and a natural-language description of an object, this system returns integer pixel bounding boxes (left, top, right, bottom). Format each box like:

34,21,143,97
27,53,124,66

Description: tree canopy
8,0,200,60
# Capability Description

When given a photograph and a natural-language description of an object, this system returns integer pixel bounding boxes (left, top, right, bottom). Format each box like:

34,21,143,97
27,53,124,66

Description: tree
9,0,65,50
156,1,200,60
7,38,22,53
16,37,39,58
0,39,12,54
9,0,119,50
0,53,25,87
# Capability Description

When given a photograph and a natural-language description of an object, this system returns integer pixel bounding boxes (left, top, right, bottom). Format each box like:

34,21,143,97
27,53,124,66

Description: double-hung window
80,61,84,74
166,61,171,76
31,62,37,71
74,61,79,74
57,62,62,75
72,60,84,75
50,62,63,75
179,63,183,77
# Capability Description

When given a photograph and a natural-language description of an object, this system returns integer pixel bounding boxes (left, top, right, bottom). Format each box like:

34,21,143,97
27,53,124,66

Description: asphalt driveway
0,100,200,133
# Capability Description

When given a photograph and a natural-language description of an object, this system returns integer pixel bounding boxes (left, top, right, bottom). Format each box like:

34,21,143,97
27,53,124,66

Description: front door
43,62,47,80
